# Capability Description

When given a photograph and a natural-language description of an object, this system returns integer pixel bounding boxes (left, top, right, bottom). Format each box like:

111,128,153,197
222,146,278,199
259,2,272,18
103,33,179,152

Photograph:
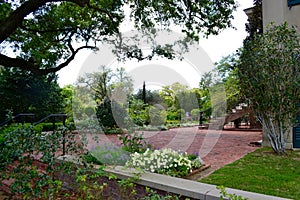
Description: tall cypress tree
142,81,146,104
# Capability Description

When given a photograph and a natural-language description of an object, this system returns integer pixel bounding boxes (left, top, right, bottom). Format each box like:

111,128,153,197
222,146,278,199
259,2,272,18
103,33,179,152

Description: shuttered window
288,0,300,7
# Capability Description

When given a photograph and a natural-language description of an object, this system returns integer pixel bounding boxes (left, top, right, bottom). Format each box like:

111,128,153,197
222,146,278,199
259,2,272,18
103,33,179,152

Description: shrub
119,132,150,153
96,98,127,130
126,148,203,177
39,122,63,131
136,125,168,131
166,107,183,121
90,144,130,166
96,97,117,129
149,105,167,126
0,125,79,198
81,152,103,165
129,99,150,126
191,108,200,120
104,127,123,134
165,120,180,128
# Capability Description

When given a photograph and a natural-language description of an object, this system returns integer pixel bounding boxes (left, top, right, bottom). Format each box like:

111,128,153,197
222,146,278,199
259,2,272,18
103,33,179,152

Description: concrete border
104,165,290,200
58,156,290,200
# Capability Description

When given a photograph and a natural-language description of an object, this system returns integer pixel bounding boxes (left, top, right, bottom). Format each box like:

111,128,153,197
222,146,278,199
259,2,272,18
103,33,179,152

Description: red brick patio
82,126,262,179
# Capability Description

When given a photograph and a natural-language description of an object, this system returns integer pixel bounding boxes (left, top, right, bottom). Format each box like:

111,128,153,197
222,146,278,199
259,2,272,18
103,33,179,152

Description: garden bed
54,155,288,200
184,164,211,178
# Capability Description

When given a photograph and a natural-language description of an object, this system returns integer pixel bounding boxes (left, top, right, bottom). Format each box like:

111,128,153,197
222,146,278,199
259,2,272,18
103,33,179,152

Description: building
263,0,300,31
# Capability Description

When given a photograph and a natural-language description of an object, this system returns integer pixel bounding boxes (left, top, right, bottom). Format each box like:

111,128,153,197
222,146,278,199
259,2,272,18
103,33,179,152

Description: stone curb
104,165,291,200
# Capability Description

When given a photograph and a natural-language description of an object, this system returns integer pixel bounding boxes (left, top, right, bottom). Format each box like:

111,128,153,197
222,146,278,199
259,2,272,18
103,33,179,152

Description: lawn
200,147,300,199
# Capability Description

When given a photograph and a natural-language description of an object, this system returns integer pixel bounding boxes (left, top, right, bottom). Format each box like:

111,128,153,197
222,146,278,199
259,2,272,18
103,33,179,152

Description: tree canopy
0,67,63,122
245,0,262,39
0,0,236,75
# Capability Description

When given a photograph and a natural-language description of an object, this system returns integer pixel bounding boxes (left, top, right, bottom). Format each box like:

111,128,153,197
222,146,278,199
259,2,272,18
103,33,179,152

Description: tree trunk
259,117,286,154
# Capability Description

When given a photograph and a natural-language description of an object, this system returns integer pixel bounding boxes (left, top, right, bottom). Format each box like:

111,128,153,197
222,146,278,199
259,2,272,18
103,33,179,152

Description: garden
0,119,207,199
1,0,300,199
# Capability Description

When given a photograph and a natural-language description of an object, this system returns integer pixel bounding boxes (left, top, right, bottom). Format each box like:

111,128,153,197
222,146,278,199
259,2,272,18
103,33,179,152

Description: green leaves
238,23,300,153
0,0,236,74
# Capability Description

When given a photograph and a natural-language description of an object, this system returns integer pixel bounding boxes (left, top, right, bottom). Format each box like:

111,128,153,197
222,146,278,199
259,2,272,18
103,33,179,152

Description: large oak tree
0,0,236,75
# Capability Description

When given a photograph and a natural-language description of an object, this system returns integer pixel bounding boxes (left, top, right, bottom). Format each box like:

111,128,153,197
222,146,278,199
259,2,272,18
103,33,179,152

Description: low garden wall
56,156,290,200
105,166,290,200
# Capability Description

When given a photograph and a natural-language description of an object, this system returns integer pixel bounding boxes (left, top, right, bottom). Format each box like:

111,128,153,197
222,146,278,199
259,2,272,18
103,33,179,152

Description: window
288,0,300,7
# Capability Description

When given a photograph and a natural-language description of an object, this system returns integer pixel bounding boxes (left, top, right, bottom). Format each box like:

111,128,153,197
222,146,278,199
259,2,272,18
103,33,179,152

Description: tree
159,83,202,122
160,82,188,109
77,66,112,103
215,54,243,112
134,89,162,106
142,81,146,104
245,0,263,40
77,66,131,130
237,23,300,154
199,71,219,118
176,90,200,113
128,98,150,126
60,84,75,122
0,67,63,122
0,0,236,75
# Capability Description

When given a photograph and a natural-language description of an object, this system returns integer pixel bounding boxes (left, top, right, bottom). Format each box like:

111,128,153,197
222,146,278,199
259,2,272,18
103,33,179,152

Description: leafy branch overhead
0,0,236,75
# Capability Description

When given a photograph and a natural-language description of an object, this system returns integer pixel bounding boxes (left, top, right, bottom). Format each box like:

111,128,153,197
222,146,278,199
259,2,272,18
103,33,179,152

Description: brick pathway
81,126,262,179
141,127,262,179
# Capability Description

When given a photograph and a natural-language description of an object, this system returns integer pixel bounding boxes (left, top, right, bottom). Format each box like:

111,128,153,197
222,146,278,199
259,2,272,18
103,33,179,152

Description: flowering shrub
126,148,203,177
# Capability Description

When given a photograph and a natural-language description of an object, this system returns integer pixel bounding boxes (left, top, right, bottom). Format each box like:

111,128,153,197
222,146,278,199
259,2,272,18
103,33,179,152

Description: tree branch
0,54,37,73
1,0,53,43
0,45,96,75
52,45,97,74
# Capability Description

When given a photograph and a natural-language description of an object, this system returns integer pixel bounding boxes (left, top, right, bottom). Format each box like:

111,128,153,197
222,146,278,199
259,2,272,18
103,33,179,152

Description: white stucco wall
263,0,300,32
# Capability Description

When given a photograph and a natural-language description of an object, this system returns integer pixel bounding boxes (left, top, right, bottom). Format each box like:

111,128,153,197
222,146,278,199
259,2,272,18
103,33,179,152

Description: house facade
263,0,300,31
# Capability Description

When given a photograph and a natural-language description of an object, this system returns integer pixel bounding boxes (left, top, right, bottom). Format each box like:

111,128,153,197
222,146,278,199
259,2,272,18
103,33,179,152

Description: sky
57,0,254,87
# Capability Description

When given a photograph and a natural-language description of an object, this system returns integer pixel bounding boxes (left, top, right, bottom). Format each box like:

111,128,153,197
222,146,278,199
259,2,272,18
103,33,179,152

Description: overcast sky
199,0,254,62
57,0,254,87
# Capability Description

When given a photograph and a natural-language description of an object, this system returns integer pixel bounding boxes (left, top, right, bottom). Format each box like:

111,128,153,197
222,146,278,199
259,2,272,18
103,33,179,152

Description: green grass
200,148,300,199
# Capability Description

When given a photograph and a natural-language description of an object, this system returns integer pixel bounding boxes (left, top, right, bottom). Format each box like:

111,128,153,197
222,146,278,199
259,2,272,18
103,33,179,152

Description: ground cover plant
200,148,300,199
0,124,79,199
90,143,130,165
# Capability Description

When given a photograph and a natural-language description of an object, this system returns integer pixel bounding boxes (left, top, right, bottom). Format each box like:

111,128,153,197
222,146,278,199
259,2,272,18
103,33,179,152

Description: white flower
125,148,203,177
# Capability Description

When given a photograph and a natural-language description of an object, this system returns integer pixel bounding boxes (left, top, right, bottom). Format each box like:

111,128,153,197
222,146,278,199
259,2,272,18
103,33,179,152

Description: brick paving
81,126,262,179
142,127,262,179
